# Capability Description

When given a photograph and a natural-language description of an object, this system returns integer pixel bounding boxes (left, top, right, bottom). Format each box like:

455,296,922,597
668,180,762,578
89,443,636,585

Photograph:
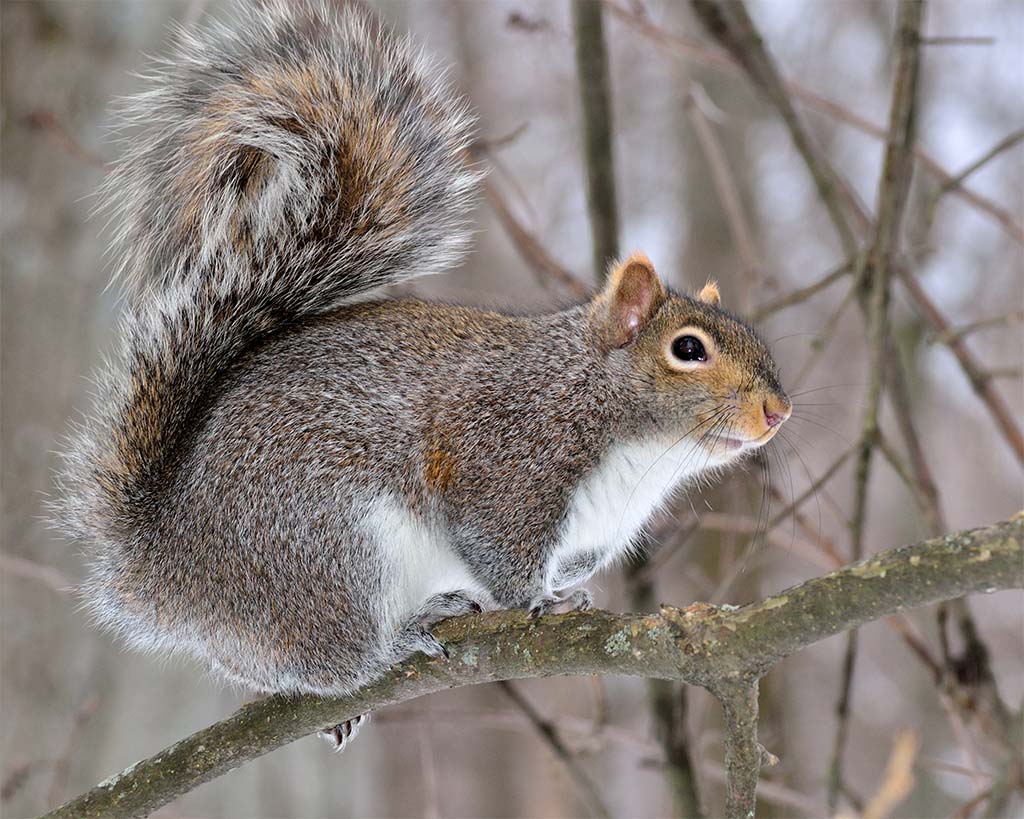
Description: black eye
671,335,707,362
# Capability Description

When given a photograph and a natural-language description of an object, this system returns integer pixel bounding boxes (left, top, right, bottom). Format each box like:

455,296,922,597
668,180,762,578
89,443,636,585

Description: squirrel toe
319,713,370,753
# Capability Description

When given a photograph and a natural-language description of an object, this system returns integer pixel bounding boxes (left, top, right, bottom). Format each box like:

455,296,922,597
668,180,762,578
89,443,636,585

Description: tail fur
58,0,478,545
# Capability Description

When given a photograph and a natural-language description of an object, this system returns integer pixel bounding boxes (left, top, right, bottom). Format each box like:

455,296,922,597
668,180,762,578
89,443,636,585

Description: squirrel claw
528,595,560,618
319,713,370,753
418,631,449,660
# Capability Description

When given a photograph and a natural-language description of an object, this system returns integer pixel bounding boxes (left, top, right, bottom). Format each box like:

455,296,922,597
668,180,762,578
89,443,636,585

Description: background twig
573,0,620,282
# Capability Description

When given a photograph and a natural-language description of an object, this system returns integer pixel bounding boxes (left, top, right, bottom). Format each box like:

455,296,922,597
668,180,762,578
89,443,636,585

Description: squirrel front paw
528,588,593,618
565,588,593,611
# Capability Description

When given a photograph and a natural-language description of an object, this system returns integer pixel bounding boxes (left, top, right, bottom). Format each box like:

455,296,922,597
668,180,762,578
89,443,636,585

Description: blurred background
2,1,1022,817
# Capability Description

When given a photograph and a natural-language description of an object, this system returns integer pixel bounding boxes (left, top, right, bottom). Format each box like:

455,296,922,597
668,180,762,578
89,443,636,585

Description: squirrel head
589,252,791,464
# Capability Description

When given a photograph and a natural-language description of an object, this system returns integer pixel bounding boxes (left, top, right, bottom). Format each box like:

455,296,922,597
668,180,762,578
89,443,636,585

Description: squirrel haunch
57,0,791,703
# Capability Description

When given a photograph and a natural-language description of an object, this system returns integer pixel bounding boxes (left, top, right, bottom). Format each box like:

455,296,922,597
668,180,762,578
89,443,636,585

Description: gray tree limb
572,0,620,282
44,516,1023,819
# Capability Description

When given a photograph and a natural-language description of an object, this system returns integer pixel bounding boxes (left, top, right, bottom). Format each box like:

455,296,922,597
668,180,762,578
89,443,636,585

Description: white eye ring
665,327,716,371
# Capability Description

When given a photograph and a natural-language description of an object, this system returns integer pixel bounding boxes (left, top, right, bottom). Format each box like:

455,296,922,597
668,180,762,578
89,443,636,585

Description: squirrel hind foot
319,713,371,753
390,623,450,662
386,589,487,667
410,590,484,627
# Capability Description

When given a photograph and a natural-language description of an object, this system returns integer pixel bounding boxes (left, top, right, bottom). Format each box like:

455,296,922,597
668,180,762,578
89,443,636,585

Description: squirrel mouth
716,428,778,452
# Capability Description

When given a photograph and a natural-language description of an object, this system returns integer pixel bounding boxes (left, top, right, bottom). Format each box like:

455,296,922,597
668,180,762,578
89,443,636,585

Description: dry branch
837,2,926,804
497,681,612,819
605,0,1024,245
44,516,1024,819
573,5,705,814
573,0,620,282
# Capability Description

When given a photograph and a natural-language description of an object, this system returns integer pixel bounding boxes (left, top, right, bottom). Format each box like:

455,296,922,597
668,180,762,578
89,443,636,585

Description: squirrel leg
389,589,484,663
317,592,483,753
412,590,485,623
319,713,370,753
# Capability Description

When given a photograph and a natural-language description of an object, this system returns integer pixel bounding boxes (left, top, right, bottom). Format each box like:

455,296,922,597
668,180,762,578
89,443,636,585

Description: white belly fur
361,436,728,626
361,495,491,628
550,436,727,588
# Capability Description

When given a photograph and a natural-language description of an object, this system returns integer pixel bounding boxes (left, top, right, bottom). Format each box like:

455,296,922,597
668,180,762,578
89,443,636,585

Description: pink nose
763,400,789,428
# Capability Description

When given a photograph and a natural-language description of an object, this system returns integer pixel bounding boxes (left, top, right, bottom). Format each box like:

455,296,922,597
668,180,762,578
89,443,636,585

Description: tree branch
45,517,1023,819
718,682,763,819
688,0,861,257
606,0,1024,245
572,0,620,282
835,2,926,805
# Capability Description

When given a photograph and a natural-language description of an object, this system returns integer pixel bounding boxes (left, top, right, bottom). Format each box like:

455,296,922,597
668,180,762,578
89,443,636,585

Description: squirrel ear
697,280,721,306
598,252,667,348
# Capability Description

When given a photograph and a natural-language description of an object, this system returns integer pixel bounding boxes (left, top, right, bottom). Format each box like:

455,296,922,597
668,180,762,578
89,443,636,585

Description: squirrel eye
671,335,707,363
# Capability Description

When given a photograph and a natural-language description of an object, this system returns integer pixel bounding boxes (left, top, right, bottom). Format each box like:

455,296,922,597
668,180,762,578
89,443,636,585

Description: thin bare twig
498,682,612,818
929,311,1024,345
604,1,1024,244
765,444,854,531
876,431,941,525
751,260,851,322
0,553,73,594
684,83,762,309
688,0,861,258
482,179,589,298
925,127,1024,225
885,354,947,535
862,729,919,819
831,3,927,808
919,35,996,46
899,270,1024,464
791,281,859,389
48,693,102,809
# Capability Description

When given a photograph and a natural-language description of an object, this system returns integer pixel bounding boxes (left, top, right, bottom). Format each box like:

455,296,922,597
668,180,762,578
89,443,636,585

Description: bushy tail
58,0,478,543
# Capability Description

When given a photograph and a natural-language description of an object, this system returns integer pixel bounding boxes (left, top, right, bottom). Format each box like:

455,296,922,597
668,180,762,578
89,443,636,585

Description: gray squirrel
56,0,791,750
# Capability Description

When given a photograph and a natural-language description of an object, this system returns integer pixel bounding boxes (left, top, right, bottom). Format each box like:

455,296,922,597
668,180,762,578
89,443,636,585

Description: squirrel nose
763,396,792,429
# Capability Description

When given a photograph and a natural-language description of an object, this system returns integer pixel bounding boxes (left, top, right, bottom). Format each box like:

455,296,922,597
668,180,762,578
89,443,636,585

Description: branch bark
719,682,762,819
45,516,1023,819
